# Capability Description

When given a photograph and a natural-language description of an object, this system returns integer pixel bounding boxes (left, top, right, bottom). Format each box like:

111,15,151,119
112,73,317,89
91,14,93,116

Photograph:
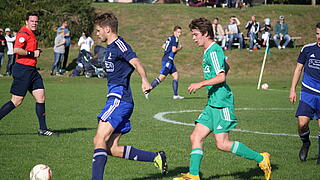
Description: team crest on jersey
104,61,114,72
308,59,320,70
203,65,210,73
19,37,25,43
310,54,315,58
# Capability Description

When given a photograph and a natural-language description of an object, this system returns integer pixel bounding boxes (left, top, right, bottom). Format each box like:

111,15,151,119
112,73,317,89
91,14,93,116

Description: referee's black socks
36,102,48,130
0,101,16,120
299,130,311,147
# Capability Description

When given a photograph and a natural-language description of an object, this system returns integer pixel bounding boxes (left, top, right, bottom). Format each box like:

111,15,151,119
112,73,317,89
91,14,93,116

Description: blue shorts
296,91,320,120
159,60,177,76
97,97,133,134
10,63,44,97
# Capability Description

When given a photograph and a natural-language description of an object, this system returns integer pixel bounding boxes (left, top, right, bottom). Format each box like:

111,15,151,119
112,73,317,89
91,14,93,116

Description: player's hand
34,49,41,58
180,44,184,49
289,91,296,104
188,82,202,94
142,81,152,94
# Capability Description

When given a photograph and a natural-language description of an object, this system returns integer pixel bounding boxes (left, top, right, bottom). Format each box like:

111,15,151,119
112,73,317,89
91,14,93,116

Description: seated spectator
273,16,291,49
78,31,94,53
245,15,260,51
225,16,243,50
212,17,226,49
260,18,272,46
188,0,206,7
227,0,242,8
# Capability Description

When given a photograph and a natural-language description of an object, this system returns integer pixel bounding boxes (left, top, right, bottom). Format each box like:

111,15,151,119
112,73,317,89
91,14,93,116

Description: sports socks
299,130,311,147
189,148,203,175
123,146,156,162
92,148,108,180
151,78,161,89
172,79,178,96
36,102,48,130
0,101,16,120
230,141,263,163
318,132,320,158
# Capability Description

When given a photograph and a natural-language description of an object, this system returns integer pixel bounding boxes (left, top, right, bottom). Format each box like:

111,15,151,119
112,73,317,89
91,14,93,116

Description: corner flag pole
257,38,269,90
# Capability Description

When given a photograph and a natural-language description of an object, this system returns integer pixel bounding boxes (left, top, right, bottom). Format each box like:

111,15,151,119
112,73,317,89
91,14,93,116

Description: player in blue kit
289,23,320,164
91,13,168,180
146,26,184,100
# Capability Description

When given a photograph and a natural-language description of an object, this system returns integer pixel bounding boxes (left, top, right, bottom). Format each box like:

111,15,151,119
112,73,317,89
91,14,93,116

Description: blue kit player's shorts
296,91,320,120
160,60,177,76
97,97,133,134
10,63,44,97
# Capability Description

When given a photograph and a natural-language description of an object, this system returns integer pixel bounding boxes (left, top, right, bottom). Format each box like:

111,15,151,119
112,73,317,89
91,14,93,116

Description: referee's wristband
27,51,35,57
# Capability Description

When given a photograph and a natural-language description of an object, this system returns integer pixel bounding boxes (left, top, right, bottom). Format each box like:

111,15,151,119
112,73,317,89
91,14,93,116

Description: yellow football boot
258,152,272,180
173,173,200,180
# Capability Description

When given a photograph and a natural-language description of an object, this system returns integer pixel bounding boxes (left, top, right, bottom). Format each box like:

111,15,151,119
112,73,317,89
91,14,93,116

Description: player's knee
93,135,105,147
189,133,203,145
11,97,23,107
215,141,229,152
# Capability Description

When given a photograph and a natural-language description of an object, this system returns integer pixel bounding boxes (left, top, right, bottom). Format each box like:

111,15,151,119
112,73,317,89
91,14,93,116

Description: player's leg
298,116,311,161
171,70,183,100
317,119,320,164
92,121,114,180
0,95,23,120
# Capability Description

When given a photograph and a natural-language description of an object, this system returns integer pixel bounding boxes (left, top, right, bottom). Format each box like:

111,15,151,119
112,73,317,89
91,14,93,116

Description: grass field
1,2,320,180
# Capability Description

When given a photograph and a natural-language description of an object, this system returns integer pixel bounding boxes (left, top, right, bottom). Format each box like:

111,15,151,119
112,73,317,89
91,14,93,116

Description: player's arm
289,63,304,104
188,72,226,94
172,45,183,53
129,58,152,93
14,48,41,58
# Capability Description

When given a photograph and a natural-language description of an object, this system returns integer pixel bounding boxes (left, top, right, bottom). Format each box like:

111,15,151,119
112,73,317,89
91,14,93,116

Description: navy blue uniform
160,35,179,75
296,43,320,119
97,37,137,134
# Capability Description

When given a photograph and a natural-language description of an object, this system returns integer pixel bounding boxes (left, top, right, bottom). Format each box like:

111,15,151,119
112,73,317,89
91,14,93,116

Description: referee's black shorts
10,63,44,97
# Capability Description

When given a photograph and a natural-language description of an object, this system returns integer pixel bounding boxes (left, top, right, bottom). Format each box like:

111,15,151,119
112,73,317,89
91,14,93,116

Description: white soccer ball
30,164,52,180
261,83,269,90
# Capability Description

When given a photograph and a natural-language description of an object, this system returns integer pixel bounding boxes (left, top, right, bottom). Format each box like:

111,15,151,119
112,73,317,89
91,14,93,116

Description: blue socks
172,79,178,96
92,148,108,180
123,146,156,162
36,102,48,130
0,101,15,120
151,78,161,89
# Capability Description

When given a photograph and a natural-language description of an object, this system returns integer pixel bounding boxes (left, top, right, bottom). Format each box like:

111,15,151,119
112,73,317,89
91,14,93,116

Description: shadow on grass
130,164,278,180
54,127,95,134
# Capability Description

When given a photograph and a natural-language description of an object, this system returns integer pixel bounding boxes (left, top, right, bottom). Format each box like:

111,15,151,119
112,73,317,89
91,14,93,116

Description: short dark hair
316,23,320,29
189,17,214,39
95,12,118,33
173,25,182,31
25,11,39,21
214,17,219,21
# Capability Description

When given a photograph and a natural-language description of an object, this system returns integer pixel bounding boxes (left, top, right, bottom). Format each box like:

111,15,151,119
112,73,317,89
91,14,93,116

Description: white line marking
153,108,318,138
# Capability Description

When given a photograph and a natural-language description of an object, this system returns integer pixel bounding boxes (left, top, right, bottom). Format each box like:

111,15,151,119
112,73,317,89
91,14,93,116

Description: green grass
1,3,320,180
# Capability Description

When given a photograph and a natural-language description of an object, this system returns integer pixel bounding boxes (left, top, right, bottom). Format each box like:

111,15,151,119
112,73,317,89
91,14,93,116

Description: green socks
189,148,203,175
230,141,263,163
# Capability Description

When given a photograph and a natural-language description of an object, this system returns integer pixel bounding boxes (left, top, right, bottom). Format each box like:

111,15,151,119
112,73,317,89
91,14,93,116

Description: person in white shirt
78,31,94,53
4,28,16,76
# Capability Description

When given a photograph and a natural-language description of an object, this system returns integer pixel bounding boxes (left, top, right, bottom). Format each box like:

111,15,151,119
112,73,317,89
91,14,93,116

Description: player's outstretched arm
188,72,226,94
129,58,152,93
289,63,304,104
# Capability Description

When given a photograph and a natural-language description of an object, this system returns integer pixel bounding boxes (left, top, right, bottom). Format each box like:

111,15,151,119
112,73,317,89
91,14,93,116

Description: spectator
0,28,6,77
4,28,16,76
260,18,272,46
245,15,260,51
78,31,94,53
51,29,66,76
225,16,243,50
273,16,291,50
56,20,71,71
212,17,226,49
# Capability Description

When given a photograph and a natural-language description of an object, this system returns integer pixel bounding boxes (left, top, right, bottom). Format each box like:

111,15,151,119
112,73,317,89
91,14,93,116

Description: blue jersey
162,35,179,62
103,37,137,104
56,26,71,47
297,43,320,95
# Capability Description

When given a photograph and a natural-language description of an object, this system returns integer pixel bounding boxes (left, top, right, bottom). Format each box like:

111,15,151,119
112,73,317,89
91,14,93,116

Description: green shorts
196,105,238,134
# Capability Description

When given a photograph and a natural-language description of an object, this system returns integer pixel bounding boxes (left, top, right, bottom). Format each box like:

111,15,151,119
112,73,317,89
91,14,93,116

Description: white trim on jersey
115,39,128,52
300,42,317,52
302,82,320,94
223,107,231,121
107,93,122,99
203,42,215,55
210,51,224,75
101,98,121,121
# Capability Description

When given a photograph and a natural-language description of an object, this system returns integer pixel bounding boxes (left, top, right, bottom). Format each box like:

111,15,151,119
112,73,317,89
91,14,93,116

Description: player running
91,12,168,180
289,22,320,164
146,26,184,100
173,18,271,180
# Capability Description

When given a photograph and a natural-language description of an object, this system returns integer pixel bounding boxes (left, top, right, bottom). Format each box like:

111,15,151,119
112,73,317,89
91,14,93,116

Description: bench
242,36,302,48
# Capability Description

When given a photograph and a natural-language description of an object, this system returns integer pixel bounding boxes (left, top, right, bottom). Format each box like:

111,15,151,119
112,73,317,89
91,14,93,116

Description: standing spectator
245,15,260,51
273,16,291,50
0,11,59,136
78,31,94,53
51,29,66,76
4,28,16,76
226,16,243,50
57,20,71,71
289,23,320,164
0,28,6,77
212,17,226,49
260,18,272,46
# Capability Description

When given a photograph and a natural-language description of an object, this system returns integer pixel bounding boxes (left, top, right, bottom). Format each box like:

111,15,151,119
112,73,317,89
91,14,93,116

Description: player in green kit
173,18,272,180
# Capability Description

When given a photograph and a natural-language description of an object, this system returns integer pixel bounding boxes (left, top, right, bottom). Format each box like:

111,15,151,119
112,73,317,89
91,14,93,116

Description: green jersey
202,42,234,107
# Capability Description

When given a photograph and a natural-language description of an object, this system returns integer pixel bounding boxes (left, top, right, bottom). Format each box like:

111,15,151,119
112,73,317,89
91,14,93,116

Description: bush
0,0,96,47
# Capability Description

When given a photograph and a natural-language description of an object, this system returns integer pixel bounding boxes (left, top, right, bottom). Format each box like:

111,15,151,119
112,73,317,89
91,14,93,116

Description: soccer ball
30,164,52,180
261,83,269,90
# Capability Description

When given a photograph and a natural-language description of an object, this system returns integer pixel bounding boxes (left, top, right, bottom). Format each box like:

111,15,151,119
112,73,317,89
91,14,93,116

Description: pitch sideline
153,108,318,138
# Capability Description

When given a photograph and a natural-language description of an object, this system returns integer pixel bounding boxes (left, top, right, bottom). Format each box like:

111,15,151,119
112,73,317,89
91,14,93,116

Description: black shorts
10,63,44,96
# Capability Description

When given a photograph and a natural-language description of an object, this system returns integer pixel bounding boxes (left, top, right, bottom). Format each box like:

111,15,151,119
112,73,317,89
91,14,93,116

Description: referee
0,11,59,137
